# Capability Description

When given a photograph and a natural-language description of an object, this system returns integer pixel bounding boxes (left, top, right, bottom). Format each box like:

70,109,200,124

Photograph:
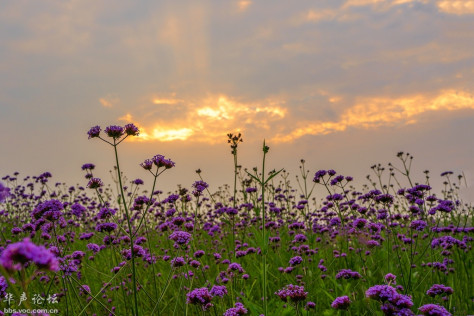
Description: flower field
0,124,472,316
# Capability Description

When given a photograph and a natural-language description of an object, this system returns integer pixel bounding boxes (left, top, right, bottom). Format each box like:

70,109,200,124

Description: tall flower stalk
227,133,243,258
87,123,174,316
245,140,282,315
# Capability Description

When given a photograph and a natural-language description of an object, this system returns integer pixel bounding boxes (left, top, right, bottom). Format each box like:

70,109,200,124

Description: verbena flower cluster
0,238,59,272
0,134,470,315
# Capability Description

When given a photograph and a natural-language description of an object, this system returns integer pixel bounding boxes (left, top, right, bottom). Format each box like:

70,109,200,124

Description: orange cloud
342,0,428,10
237,0,252,12
120,90,474,144
437,1,474,15
119,94,287,143
271,90,474,143
99,95,119,108
305,9,338,22
152,93,182,105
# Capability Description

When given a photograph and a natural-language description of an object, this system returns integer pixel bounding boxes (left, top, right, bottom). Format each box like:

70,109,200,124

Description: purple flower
210,285,228,298
289,256,303,266
331,296,351,310
81,163,95,171
293,234,307,243
71,203,86,217
418,304,451,316
31,199,64,220
275,284,308,303
192,180,209,196
87,243,100,254
133,178,144,185
186,287,213,311
426,284,453,297
95,222,117,233
0,276,8,298
97,207,116,219
140,159,154,171
169,231,192,245
152,154,175,169
87,178,103,189
384,273,397,283
335,269,362,280
353,218,367,228
366,285,398,301
313,170,327,183
0,238,59,272
79,284,91,296
104,125,124,139
410,220,427,231
0,182,11,202
193,250,205,258
171,257,186,267
330,175,345,185
87,125,101,139
228,262,244,274
224,302,248,316
124,123,139,136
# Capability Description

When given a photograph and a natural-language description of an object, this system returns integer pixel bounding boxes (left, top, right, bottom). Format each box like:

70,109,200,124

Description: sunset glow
117,90,473,144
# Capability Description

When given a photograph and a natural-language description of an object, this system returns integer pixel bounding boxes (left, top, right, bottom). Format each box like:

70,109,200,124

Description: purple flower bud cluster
410,220,428,231
97,207,116,219
0,182,11,202
384,273,397,283
35,200,64,222
152,154,175,169
71,202,87,217
429,199,455,215
171,256,186,267
275,284,308,303
289,256,303,266
0,238,59,272
224,302,248,316
87,178,103,189
87,125,101,139
366,285,414,314
335,269,362,280
418,304,451,316
186,287,214,311
88,123,139,140
169,231,192,246
331,296,351,310
431,236,467,250
0,276,8,298
81,163,95,171
192,180,209,197
210,285,228,298
95,222,117,233
426,284,453,297
124,123,139,136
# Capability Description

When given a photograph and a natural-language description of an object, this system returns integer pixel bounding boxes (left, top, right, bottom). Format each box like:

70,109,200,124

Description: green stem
113,142,139,316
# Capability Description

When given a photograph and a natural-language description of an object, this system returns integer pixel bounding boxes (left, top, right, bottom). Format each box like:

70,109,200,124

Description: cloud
152,93,182,105
272,90,474,142
342,0,429,10
99,95,119,108
118,94,287,143
437,1,474,15
304,9,339,22
237,0,252,12
118,89,474,144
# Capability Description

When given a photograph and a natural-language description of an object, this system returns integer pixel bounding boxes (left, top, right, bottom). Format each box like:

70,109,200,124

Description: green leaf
264,168,284,184
245,170,262,184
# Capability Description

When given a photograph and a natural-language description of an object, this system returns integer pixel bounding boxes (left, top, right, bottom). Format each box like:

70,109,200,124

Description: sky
1,0,473,200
